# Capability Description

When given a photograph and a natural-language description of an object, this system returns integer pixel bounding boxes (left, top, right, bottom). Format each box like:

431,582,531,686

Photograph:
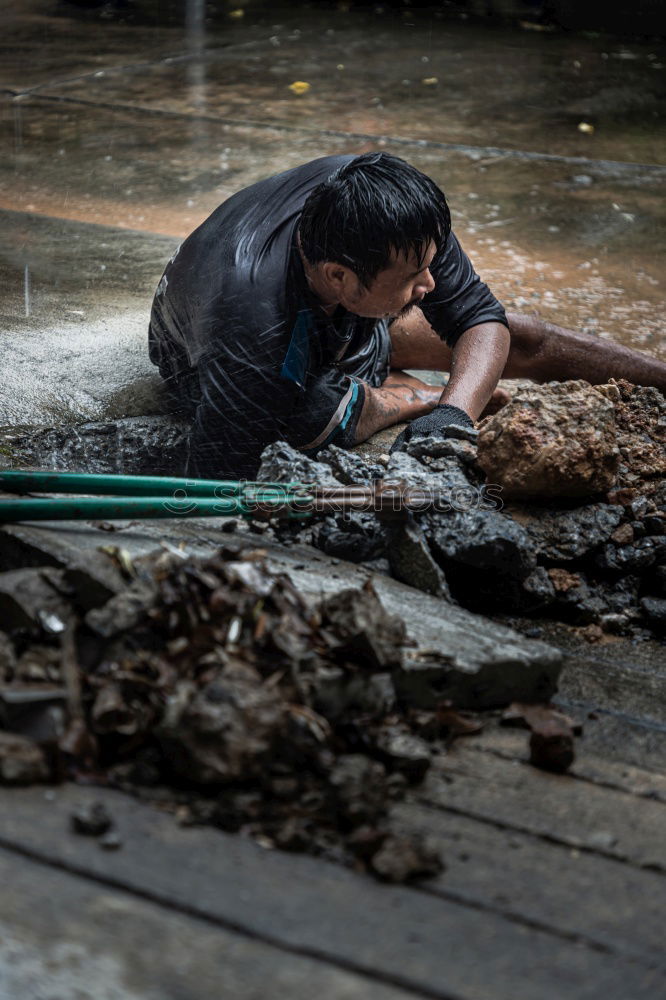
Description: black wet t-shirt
148,154,506,479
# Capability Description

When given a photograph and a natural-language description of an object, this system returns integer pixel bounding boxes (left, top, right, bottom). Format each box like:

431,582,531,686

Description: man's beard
397,297,422,318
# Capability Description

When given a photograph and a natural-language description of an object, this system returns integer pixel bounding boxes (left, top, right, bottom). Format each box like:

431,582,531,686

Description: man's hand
389,403,473,453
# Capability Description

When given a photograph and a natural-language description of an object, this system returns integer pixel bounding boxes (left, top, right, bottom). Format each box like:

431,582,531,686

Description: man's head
298,152,450,318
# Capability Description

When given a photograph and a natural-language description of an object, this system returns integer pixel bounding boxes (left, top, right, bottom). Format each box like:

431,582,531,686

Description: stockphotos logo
161,480,503,517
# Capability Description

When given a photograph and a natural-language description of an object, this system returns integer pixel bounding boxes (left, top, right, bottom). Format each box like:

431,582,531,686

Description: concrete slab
0,517,563,709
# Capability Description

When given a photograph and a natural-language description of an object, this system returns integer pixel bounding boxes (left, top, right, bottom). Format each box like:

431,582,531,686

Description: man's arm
438,321,510,420
353,322,510,443
354,371,443,443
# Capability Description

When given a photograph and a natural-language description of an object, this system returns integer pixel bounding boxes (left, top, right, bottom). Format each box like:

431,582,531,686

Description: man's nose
416,269,435,295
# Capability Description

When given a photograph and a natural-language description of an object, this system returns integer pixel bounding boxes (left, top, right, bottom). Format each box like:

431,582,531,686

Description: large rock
477,381,619,499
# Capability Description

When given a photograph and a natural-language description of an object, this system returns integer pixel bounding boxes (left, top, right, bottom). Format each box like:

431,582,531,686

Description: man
149,152,666,480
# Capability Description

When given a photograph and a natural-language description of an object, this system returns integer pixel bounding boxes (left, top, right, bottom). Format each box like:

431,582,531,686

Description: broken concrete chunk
595,537,658,573
477,381,619,499
313,512,387,563
84,578,156,638
257,441,341,486
405,434,480,469
0,731,49,784
385,450,475,494
0,568,72,633
158,667,286,785
70,800,113,836
63,550,127,611
309,667,395,722
387,517,451,599
320,582,405,671
393,633,561,711
318,443,385,485
640,596,666,633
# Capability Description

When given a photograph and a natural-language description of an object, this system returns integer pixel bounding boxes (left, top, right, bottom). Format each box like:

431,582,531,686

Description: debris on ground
501,702,583,773
71,800,113,837
0,730,49,784
0,543,477,881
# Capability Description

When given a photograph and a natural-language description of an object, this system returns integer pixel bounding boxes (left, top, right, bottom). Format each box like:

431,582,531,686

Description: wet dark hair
298,152,451,288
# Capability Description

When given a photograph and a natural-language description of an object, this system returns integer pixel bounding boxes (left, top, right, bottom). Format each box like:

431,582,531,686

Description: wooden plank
551,704,666,775
419,746,666,869
468,726,666,802
0,846,419,1000
0,785,662,1000
556,641,666,725
391,801,666,964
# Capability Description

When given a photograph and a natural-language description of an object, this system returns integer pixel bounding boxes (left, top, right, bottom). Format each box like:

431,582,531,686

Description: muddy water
0,0,664,425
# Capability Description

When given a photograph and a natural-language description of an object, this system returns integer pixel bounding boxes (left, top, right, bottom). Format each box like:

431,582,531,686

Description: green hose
0,470,309,498
0,495,314,522
0,470,316,522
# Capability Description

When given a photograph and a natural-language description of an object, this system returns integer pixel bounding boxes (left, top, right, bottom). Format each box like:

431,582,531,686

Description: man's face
343,241,437,319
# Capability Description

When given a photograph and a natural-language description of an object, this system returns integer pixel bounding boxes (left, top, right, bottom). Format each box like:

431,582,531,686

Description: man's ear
321,261,352,292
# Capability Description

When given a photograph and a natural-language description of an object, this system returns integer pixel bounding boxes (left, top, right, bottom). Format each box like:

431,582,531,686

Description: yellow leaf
228,8,244,18
288,81,311,95
577,121,595,133
422,77,438,85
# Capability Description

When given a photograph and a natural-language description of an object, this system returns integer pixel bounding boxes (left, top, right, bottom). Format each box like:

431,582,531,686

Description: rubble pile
0,378,661,876
260,379,666,639
0,541,465,881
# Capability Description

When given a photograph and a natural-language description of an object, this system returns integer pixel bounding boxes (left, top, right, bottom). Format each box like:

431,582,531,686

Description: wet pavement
0,1,665,424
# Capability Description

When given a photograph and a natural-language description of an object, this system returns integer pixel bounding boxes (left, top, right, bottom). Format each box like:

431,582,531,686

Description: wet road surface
0,0,664,424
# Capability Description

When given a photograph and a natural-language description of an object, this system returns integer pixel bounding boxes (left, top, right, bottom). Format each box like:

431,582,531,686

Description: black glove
389,403,474,454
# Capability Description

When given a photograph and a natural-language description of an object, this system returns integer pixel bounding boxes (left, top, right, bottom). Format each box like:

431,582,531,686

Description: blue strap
280,310,313,389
